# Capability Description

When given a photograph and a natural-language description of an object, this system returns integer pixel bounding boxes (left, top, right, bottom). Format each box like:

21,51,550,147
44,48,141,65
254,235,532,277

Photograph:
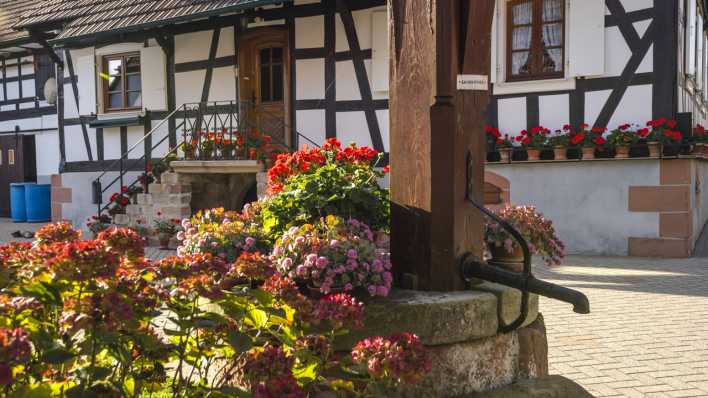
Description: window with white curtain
506,0,565,81
697,15,704,89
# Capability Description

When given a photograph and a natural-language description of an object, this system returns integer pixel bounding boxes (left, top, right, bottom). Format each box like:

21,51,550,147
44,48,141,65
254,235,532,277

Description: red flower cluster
351,332,432,384
109,192,130,206
252,374,306,398
0,327,32,385
96,227,145,260
34,222,81,245
569,133,585,146
485,125,501,138
262,274,313,319
244,344,294,382
156,253,230,299
696,124,707,134
267,138,379,194
647,117,677,128
311,293,365,330
47,240,119,281
227,251,274,282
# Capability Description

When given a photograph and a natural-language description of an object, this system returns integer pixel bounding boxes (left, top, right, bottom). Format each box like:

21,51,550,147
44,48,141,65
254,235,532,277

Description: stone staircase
114,172,191,227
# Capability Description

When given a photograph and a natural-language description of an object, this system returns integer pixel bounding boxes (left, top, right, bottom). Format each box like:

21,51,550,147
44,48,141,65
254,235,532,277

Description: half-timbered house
2,0,707,257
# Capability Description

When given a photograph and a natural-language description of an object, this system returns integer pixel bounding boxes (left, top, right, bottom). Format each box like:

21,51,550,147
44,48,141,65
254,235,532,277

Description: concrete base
170,160,263,174
338,286,553,396
467,375,594,398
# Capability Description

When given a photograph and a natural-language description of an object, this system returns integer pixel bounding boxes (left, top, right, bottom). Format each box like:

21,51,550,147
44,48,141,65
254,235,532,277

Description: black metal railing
460,151,590,333
92,100,316,218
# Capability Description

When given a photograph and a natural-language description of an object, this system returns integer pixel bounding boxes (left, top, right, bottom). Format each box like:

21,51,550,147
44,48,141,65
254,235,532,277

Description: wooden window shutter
371,10,389,92
140,46,167,111
697,15,704,89
34,53,55,100
568,0,605,77
76,54,96,115
687,0,697,76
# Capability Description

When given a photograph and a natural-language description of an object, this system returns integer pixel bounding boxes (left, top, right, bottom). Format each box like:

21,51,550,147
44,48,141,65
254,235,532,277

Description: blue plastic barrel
25,184,51,223
10,183,27,222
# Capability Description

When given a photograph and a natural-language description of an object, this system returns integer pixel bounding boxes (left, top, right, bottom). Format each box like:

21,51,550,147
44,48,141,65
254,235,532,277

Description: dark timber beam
390,0,493,292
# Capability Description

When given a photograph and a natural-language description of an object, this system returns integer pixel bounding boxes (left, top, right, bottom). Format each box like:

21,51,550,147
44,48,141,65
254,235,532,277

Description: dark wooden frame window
506,0,565,81
258,46,284,103
102,53,141,112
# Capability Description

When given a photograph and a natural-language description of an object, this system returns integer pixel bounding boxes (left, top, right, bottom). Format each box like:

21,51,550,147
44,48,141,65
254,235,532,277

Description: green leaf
292,361,319,382
246,308,268,328
41,347,75,364
227,330,252,353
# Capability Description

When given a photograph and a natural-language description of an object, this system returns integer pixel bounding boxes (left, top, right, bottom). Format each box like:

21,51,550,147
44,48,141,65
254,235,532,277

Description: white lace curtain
511,1,533,75
511,0,564,76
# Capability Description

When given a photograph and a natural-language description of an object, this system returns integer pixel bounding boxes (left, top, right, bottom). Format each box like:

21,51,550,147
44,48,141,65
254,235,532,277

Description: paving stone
537,255,708,398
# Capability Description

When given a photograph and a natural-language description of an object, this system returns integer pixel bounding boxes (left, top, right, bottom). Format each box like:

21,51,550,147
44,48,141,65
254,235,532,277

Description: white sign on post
456,74,489,91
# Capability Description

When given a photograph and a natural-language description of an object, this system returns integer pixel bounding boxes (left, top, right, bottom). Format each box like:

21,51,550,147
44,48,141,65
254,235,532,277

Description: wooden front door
0,135,36,217
239,27,290,145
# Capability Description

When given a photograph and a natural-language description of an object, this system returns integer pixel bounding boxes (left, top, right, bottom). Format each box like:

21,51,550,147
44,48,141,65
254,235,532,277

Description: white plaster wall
538,94,569,128
498,97,527,135
296,109,325,146
487,160,661,256
35,130,60,178
694,160,708,243
59,171,141,229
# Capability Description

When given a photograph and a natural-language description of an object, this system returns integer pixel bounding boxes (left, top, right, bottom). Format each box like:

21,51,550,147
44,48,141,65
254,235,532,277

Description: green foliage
262,161,390,240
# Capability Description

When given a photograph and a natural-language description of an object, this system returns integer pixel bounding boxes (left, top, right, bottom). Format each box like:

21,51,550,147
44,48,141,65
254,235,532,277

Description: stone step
136,193,153,205
161,172,180,185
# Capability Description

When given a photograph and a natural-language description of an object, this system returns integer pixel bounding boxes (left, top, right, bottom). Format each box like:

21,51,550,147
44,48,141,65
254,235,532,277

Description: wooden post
390,0,495,292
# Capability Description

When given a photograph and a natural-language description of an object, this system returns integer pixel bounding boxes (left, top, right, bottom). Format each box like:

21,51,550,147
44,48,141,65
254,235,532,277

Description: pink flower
347,249,358,259
368,285,377,296
245,237,256,247
376,286,389,297
316,256,328,268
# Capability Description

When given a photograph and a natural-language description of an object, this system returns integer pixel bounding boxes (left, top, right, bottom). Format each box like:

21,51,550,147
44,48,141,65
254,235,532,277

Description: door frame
237,26,292,146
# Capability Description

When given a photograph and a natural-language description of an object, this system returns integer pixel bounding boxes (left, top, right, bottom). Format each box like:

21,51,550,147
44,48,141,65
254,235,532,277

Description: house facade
0,0,705,257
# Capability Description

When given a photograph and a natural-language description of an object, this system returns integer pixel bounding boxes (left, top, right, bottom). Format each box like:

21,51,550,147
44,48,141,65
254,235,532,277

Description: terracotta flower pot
553,146,567,161
498,148,511,163
615,145,630,159
581,146,595,160
488,245,525,273
526,148,541,161
647,141,661,158
158,233,171,250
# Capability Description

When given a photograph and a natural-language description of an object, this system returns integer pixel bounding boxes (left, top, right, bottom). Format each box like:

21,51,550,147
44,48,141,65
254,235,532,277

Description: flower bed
486,118,694,163
0,138,428,397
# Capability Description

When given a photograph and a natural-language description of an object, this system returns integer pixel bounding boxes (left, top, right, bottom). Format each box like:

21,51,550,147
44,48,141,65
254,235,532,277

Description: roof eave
47,0,285,46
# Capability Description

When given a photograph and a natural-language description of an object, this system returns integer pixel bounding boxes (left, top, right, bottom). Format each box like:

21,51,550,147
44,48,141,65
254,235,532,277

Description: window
259,47,284,102
506,0,565,81
102,53,141,112
34,53,55,100
8,149,14,166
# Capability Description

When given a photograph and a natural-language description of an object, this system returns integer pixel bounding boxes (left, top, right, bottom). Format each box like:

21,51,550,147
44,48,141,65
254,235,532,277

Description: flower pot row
493,141,667,163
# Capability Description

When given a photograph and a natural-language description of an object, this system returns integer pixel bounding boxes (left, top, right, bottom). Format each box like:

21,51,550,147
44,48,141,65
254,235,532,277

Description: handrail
94,106,183,182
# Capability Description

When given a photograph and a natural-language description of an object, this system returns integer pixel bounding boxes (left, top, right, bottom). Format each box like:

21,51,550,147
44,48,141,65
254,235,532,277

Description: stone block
161,172,180,185
165,184,192,194
517,314,548,379
473,282,539,329
151,193,170,204
256,172,267,183
468,376,593,398
399,316,551,397
148,183,164,194
126,205,142,216
113,214,131,225
136,194,153,205
168,194,192,205
338,289,498,348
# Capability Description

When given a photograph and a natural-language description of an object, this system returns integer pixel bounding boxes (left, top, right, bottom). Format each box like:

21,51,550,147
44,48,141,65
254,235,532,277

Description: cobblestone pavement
535,256,708,398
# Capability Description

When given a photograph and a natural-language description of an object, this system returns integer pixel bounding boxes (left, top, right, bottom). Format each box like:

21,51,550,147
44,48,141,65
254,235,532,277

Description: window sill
492,77,576,96
90,112,144,128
